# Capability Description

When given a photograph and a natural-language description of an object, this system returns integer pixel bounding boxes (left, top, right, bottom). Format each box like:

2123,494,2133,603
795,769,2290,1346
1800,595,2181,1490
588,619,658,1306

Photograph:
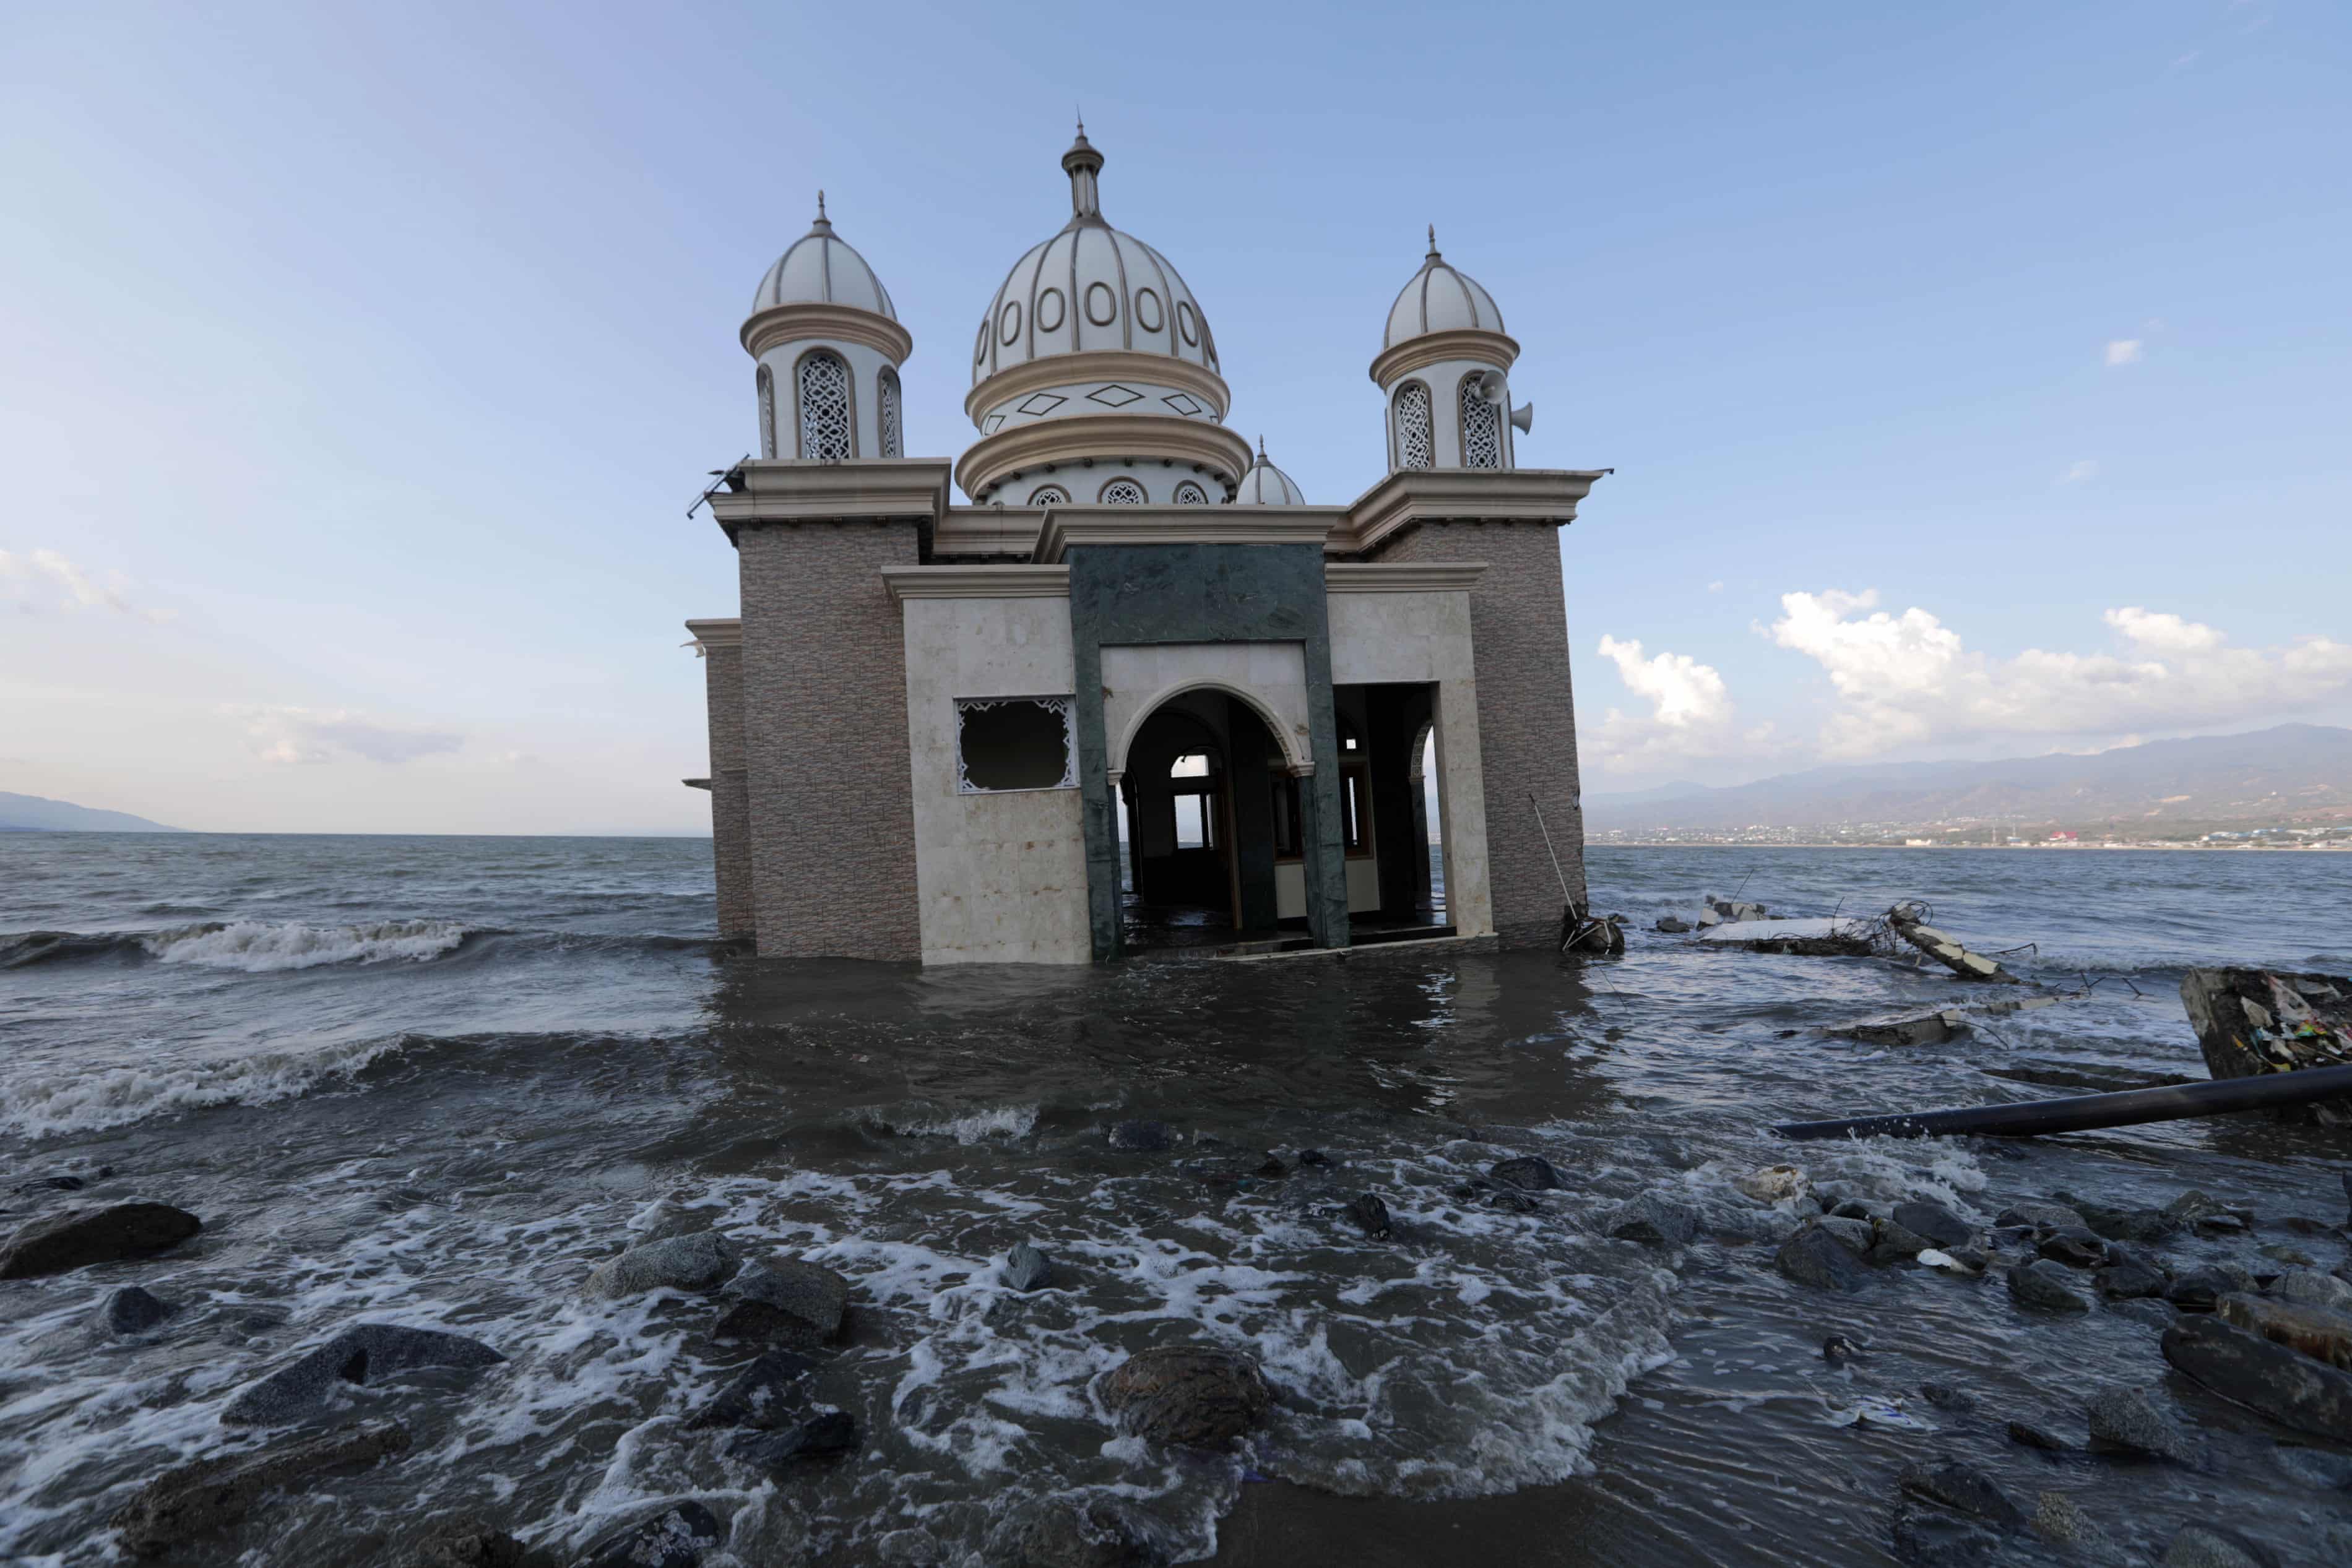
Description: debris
1826,1394,1935,1432
1733,1165,1809,1204
1562,910,1625,956
1890,907,2025,983
2179,968,2352,1126
1696,917,1876,957
1825,1009,1972,1047
1775,1062,2352,1141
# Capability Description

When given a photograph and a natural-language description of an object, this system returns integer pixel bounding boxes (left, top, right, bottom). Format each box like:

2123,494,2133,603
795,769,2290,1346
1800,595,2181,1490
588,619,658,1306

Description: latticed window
1394,382,1433,470
878,369,902,459
756,365,775,459
797,350,852,460
1172,481,1208,505
1028,485,1069,506
1099,478,1146,504
1459,376,1503,469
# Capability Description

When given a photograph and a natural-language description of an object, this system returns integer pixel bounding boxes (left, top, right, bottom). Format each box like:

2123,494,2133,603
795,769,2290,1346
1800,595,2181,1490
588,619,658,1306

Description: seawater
2,835,2348,1566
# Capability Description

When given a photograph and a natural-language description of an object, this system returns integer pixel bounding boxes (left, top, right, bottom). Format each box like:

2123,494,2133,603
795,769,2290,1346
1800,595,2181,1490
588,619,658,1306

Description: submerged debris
1696,917,1879,957
2180,968,2352,1125
1889,905,2023,983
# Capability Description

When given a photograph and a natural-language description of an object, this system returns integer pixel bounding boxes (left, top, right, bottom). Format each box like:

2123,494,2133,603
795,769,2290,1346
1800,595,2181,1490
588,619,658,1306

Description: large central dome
971,127,1219,388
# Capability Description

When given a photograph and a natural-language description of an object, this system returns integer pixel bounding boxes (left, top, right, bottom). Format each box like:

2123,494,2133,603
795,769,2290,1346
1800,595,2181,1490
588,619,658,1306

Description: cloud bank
0,548,174,624
229,705,465,766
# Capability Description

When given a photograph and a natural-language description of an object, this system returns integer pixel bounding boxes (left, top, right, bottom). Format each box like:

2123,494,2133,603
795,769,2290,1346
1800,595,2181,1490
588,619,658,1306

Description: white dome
972,129,1217,388
1232,441,1305,505
1382,229,1504,350
751,196,897,321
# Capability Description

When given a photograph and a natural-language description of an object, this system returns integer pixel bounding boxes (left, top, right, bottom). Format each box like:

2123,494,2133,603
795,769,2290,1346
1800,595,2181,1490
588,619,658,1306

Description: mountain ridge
0,792,183,833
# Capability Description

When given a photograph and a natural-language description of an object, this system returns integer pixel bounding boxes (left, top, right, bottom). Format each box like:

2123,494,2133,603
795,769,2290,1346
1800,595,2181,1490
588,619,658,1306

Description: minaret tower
1370,227,1527,472
743,194,912,463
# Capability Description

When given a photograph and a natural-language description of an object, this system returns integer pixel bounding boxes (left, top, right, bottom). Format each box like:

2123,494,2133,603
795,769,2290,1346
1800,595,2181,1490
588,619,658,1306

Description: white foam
142,918,469,971
0,1035,409,1139
890,1104,1040,1144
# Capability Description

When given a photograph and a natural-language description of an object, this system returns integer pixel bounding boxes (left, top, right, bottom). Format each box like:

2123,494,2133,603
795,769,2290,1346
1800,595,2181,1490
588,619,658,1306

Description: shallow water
2,835,2348,1566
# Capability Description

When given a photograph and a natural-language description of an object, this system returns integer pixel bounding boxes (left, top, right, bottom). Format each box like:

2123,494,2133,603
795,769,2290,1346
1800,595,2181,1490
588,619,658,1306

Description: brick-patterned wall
1371,521,1589,944
699,642,754,939
737,522,922,958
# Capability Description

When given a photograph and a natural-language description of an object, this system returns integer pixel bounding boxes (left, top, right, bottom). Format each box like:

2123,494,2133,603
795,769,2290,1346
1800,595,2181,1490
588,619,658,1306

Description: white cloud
2104,338,2143,366
1766,589,2352,758
0,548,174,624
1706,580,1726,593
228,705,464,766
1589,634,1771,773
2058,459,2099,484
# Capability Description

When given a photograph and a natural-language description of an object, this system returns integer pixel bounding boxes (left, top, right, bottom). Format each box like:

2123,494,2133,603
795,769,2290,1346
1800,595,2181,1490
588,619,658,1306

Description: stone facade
688,622,754,939
1367,521,1588,944
736,522,923,959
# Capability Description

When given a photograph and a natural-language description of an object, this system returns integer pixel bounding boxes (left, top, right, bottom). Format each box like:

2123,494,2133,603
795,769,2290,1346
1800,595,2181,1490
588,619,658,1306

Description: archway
1118,690,1287,950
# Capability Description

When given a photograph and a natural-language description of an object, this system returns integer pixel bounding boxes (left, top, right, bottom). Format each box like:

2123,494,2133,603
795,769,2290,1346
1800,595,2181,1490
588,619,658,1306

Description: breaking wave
141,918,472,970
0,1035,415,1140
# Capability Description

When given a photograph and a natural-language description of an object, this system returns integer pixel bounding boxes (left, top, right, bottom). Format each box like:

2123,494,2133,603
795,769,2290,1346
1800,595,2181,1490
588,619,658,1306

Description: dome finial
1426,223,1440,259
811,190,832,233
1257,433,1266,459
1061,123,1105,223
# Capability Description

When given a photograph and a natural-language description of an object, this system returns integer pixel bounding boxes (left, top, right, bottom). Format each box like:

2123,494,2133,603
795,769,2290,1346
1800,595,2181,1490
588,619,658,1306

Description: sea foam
0,1035,409,1139
142,918,469,971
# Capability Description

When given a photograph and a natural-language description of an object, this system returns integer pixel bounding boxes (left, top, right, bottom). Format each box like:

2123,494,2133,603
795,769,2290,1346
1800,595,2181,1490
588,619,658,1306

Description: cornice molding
1324,562,1489,593
708,458,951,538
1368,329,1522,388
1034,507,1342,564
965,351,1232,425
683,618,742,647
880,564,1071,600
1338,467,1606,557
741,302,914,363
955,415,1255,504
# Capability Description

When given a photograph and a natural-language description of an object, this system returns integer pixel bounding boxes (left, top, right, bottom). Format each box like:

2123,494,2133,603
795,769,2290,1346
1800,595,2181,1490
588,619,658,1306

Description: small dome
1382,228,1504,350
751,195,896,320
1233,439,1305,505
972,128,1217,390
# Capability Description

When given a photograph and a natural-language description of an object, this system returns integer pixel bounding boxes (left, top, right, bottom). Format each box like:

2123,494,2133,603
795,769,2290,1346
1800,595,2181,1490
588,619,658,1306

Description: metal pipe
1775,1064,2352,1142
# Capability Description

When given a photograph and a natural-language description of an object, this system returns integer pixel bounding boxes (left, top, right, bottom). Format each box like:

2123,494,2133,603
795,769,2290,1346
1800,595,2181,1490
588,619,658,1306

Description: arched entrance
1117,690,1288,948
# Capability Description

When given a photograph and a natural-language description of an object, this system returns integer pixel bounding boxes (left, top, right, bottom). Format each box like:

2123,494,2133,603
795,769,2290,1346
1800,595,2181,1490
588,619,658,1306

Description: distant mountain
1583,725,2352,833
0,792,183,833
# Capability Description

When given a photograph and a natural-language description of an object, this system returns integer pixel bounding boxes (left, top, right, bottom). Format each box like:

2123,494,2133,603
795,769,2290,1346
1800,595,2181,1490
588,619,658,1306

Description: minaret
1370,226,1523,472
743,195,912,462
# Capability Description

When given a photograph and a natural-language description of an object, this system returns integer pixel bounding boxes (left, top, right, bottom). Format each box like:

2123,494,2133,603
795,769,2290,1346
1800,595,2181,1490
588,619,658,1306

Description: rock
1733,1165,1809,1204
1776,1225,1870,1293
2160,1524,2280,1568
1892,1200,1973,1250
2259,1243,2315,1267
2166,1190,2254,1235
2095,1260,2168,1299
1829,1199,1875,1221
2272,1442,2352,1489
1488,1155,1563,1192
997,1497,1167,1568
2031,1493,2121,1561
2085,1385,2200,1463
2275,1269,2352,1314
1107,1120,1172,1152
2104,1296,2179,1330
1889,1505,2001,1566
1253,1154,1287,1178
1003,1243,1055,1292
1817,1215,1874,1256
13,1173,85,1194
1896,1460,2025,1528
415,1516,537,1567
1343,1192,1391,1240
1995,1201,2087,1234
2216,1291,2352,1371
2036,1227,2111,1269
712,1300,827,1350
1942,1246,1990,1275
2056,1194,2184,1246
2007,1261,2090,1313
724,1258,850,1341
1605,1192,1699,1246
100,1285,176,1335
0,1202,201,1279
877,1527,945,1566
584,1231,738,1299
726,1408,857,1469
1456,1177,1539,1214
1297,1148,1330,1168
220,1323,504,1426
577,1501,722,1568
688,1350,816,1429
2007,1419,2072,1451
1098,1345,1271,1447
2163,1314,2352,1441
1920,1383,1976,1412
1823,1334,1863,1366
1870,1217,1937,1264
2168,1265,2253,1312
108,1421,411,1556
1654,916,1692,934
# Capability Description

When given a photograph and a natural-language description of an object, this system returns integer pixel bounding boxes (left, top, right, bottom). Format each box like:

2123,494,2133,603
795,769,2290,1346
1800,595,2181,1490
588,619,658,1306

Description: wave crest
142,919,470,971
0,1036,411,1139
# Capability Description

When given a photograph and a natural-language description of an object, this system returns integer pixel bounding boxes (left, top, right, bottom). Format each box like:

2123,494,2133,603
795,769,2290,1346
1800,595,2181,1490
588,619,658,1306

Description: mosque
681,127,1604,964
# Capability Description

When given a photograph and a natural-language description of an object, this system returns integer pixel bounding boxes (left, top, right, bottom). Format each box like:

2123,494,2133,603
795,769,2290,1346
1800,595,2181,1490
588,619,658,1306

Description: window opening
1394,382,1433,469
1170,751,1219,850
878,368,902,459
954,697,1077,792
1028,485,1070,506
1172,481,1208,505
797,351,852,460
1099,478,1147,504
1459,375,1503,468
756,364,776,459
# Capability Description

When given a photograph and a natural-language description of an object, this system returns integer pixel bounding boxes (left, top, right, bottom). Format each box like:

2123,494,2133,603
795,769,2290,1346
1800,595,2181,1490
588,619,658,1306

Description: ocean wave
876,1103,1042,1142
0,1035,412,1139
142,919,472,971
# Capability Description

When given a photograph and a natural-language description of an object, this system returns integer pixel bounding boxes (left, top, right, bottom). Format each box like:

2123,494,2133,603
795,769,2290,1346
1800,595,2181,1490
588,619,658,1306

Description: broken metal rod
1775,1063,2352,1142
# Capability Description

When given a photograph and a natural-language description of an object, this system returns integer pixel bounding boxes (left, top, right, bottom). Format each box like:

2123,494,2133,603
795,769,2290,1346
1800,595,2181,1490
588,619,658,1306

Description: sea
2,834,2348,1567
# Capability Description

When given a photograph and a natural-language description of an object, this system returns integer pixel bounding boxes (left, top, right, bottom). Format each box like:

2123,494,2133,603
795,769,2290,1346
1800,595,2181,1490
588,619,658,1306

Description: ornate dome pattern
1232,439,1305,506
1381,228,1503,351
752,196,897,321
972,128,1217,389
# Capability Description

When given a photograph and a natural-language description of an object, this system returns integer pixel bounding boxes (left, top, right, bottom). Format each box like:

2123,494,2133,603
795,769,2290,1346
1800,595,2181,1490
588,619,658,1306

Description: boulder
2271,1442,2352,1489
1003,1243,1055,1292
1889,1505,2002,1566
2094,1260,2167,1300
1776,1225,1870,1293
2166,1191,2253,1235
1604,1192,1699,1246
1488,1155,1564,1192
724,1259,849,1342
1817,1215,1874,1256
2215,1292,2352,1371
2036,1227,2111,1269
1919,1384,1976,1413
1995,1201,2087,1234
584,1231,737,1299
1107,1120,1172,1152
108,1421,410,1556
1896,1460,2024,1528
2058,1195,2183,1246
1343,1192,1391,1240
1098,1345,1271,1447
220,1323,503,1426
2159,1524,2280,1568
2085,1385,2200,1463
2167,1265,2254,1313
414,1517,538,1567
687,1350,816,1429
100,1285,176,1336
996,1497,1167,1568
2274,1269,2352,1314
0,1202,201,1279
1733,1165,1809,1204
1456,1178,1539,1214
1654,916,1692,934
2105,1296,2179,1331
2006,1420,2071,1452
577,1502,722,1568
725,1410,857,1470
1892,1200,1973,1250
2007,1261,2091,1313
2031,1493,2121,1562
2163,1314,2352,1442
1869,1217,1937,1264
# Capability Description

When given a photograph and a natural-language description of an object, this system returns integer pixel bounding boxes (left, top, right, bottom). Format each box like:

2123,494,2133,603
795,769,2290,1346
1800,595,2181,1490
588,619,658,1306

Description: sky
2,0,2346,834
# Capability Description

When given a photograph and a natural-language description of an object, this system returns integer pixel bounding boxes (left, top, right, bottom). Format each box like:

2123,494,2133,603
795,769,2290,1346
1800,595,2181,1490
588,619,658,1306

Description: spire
1061,120,1104,224
1256,433,1267,460
1426,223,1440,260
811,191,832,235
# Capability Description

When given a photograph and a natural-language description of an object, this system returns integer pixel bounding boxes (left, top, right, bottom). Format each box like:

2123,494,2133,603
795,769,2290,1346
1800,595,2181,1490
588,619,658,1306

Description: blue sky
2,0,2345,832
